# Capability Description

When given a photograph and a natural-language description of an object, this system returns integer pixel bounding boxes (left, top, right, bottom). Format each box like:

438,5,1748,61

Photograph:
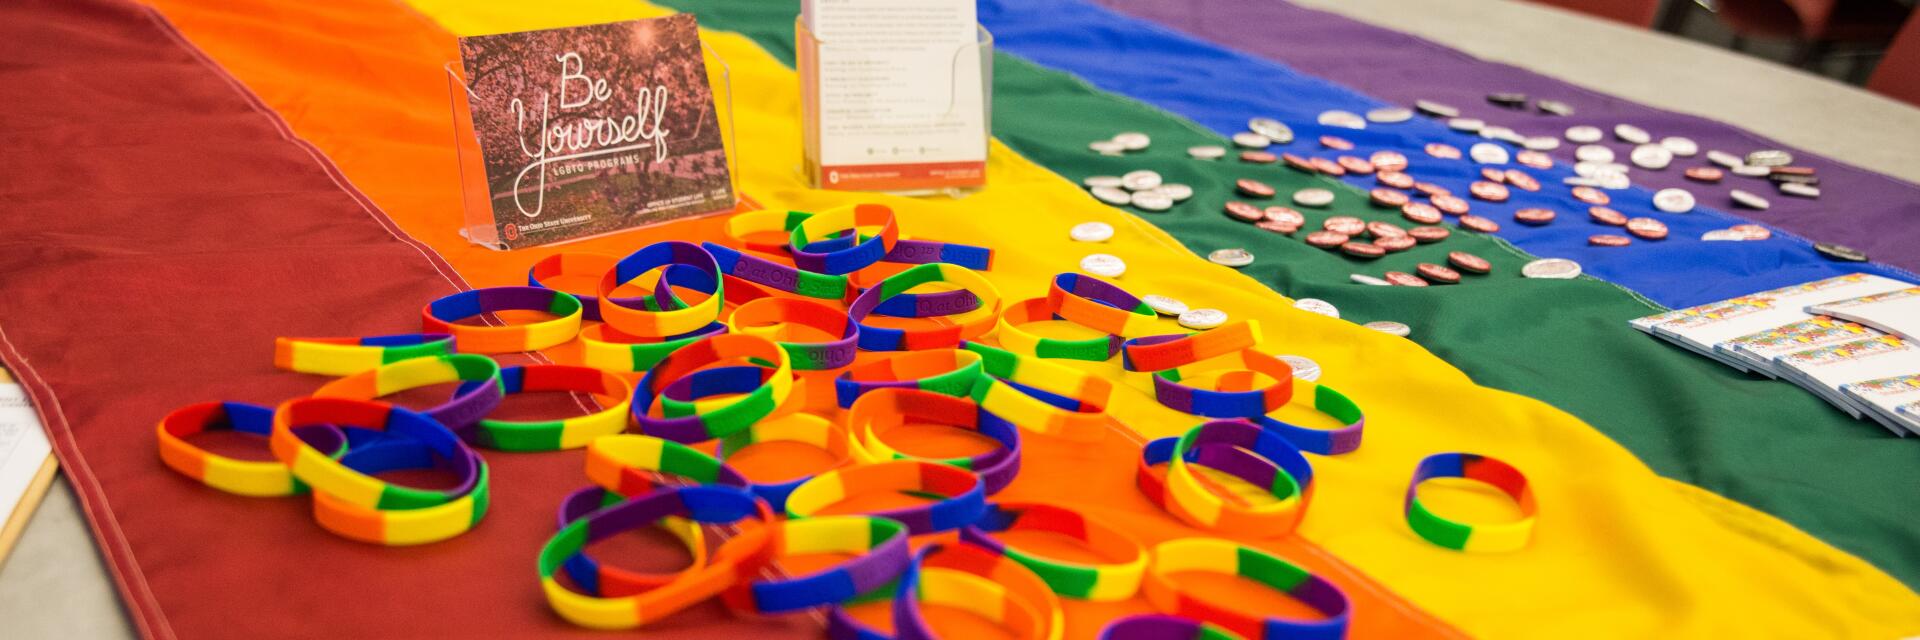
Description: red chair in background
1868,12,1920,106
1713,0,1911,68
1526,0,1664,27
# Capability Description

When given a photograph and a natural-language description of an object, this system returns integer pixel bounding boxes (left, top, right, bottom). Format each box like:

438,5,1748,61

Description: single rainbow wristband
847,388,1023,494
272,333,454,376
578,321,730,373
1120,321,1262,372
1405,453,1537,553
1098,615,1241,640
309,353,503,438
421,286,583,353
959,501,1148,601
1046,273,1160,338
1243,379,1365,455
555,486,707,597
157,402,345,497
885,542,1061,640
309,434,491,546
701,241,849,300
528,252,680,322
789,203,901,275
721,515,911,614
785,460,987,535
269,397,483,510
456,365,631,451
537,485,780,629
834,348,985,408
1153,349,1295,418
847,263,1002,351
1142,538,1351,640
583,434,750,497
717,414,858,511
632,334,793,443
598,241,724,339
731,297,859,370
995,298,1125,362
963,342,1115,443
1137,421,1312,535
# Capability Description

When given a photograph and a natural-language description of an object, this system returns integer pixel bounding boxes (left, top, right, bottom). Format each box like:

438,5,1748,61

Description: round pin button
1279,355,1323,381
1588,206,1627,226
1626,217,1669,240
1208,248,1254,268
1121,170,1162,191
1614,124,1651,144
1815,243,1867,262
1240,150,1278,164
1178,308,1228,330
1506,169,1543,191
1522,258,1582,279
1084,175,1123,188
1131,190,1174,212
1091,186,1131,206
1232,132,1272,148
1143,294,1188,316
1248,118,1294,143
1448,251,1492,274
1188,145,1227,160
1317,110,1367,130
1070,222,1114,242
1432,194,1471,215
1113,132,1151,150
1351,274,1392,286
1323,216,1366,235
1305,230,1350,248
1384,272,1428,287
1310,157,1346,176
1685,166,1724,183
1376,235,1417,252
1515,152,1554,171
1080,254,1127,277
1630,144,1673,170
1416,263,1461,284
1256,220,1299,235
1320,136,1355,151
1706,150,1744,168
1514,208,1557,225
1565,126,1603,144
1589,234,1632,247
1572,186,1612,205
1402,202,1443,225
1235,179,1276,198
1469,181,1511,202
1730,189,1771,210
1409,225,1451,243
1449,117,1486,133
1293,298,1340,319
1370,188,1410,208
1425,143,1462,159
1575,145,1615,164
1224,201,1264,222
1160,184,1194,202
1469,143,1511,165
1365,320,1412,336
1292,188,1336,208
1337,156,1376,174
1377,171,1415,189
1264,206,1305,227
1652,188,1695,213
1340,241,1386,259
1415,100,1460,118
1458,214,1500,233
1370,151,1410,172
1661,137,1699,157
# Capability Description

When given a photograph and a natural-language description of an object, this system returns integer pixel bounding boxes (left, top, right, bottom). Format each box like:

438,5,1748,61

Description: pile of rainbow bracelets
152,203,1537,635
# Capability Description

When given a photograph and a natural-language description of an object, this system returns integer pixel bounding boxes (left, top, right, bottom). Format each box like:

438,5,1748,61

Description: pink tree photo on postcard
459,13,733,248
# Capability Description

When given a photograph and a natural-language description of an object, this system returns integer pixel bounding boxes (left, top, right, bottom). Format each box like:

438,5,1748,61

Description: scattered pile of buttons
1084,170,1193,212
155,203,1536,636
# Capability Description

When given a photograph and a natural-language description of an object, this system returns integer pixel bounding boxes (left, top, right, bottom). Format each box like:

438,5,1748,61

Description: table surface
3,0,1916,637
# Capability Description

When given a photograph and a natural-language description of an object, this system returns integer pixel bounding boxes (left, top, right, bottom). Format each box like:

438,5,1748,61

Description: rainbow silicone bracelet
632,334,793,443
1154,350,1295,418
528,252,681,322
959,502,1148,601
785,460,987,535
885,542,1062,640
309,435,491,546
963,342,1115,443
701,241,849,300
597,241,724,339
1405,453,1537,553
731,297,859,370
847,263,1002,351
537,485,779,629
555,486,707,597
1137,421,1313,534
732,208,994,271
717,413,858,511
1141,539,1351,640
156,402,345,497
847,388,1023,494
789,203,902,275
421,286,583,353
1098,615,1240,640
1120,321,1262,372
1046,273,1160,338
728,209,820,254
583,434,750,497
457,365,631,451
995,298,1125,362
834,349,985,408
1242,379,1365,455
578,321,730,373
309,353,503,438
272,334,455,376
721,515,911,614
269,397,483,510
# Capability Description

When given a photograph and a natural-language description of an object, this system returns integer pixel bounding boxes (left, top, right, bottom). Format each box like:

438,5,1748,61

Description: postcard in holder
448,15,739,249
